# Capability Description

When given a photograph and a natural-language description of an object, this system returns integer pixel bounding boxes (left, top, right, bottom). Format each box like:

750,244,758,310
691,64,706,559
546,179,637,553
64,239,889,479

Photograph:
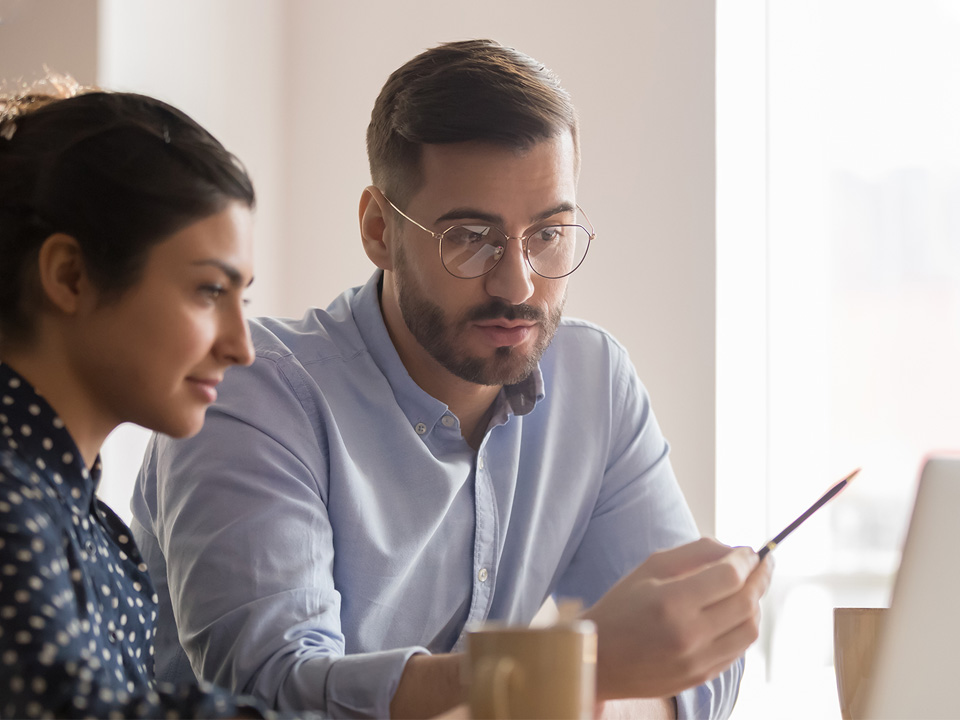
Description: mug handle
472,656,519,719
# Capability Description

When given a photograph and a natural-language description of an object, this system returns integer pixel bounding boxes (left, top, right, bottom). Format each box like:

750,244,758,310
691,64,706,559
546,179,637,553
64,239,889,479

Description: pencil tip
844,468,861,483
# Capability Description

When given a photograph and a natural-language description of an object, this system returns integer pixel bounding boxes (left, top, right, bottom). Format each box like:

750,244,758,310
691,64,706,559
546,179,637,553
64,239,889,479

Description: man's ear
36,233,90,315
359,186,395,271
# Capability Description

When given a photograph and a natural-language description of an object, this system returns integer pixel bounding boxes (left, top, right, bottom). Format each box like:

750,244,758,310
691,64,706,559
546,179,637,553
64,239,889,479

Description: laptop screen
865,455,960,719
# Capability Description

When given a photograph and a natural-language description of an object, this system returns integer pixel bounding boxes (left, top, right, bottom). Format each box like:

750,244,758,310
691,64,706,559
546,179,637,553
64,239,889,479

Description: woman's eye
200,285,226,300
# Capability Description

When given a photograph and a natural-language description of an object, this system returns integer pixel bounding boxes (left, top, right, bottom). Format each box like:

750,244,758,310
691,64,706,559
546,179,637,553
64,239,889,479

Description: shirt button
107,629,120,643
478,457,485,470
84,540,96,554
441,415,456,428
414,422,427,435
478,568,489,583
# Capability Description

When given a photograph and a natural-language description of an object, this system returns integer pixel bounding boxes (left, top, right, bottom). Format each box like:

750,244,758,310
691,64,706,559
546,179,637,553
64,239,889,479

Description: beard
393,243,565,387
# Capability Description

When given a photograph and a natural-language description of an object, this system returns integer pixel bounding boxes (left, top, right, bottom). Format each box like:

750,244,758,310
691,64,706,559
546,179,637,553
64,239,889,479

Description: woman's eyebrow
191,259,254,287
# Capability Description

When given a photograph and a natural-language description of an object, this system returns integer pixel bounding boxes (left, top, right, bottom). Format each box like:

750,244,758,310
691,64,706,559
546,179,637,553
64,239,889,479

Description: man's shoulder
247,288,368,367
551,316,630,357
557,315,619,338
534,317,635,397
210,284,386,419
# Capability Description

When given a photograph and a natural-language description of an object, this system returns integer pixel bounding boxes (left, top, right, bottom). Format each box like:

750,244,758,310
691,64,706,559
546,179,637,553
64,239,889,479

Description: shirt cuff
674,655,743,720
325,646,429,718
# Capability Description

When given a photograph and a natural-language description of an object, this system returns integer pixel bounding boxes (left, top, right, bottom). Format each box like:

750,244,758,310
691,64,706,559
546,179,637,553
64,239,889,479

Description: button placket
467,443,498,626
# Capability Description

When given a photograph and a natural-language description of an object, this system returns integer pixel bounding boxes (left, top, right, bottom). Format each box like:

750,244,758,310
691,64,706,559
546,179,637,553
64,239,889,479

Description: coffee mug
834,607,887,720
465,619,597,719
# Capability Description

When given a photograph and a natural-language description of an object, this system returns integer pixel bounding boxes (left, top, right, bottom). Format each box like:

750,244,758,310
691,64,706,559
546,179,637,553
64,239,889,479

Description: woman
0,77,269,718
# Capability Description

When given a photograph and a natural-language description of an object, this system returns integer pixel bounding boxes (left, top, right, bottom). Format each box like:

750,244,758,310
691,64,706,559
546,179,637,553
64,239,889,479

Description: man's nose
483,235,535,306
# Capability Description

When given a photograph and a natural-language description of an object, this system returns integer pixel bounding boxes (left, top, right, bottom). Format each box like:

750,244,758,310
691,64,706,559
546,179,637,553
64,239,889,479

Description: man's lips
473,319,537,330
471,320,537,346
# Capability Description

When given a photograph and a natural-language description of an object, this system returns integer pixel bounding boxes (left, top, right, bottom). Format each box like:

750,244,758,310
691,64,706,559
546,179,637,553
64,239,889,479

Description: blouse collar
0,362,102,511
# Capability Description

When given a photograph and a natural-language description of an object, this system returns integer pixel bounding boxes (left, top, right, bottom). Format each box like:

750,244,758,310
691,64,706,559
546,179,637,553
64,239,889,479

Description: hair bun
0,72,88,142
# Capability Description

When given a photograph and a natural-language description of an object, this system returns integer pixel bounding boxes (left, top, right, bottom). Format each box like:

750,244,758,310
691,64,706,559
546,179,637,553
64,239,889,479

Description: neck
378,285,500,451
1,344,116,470
440,381,500,452
396,344,500,451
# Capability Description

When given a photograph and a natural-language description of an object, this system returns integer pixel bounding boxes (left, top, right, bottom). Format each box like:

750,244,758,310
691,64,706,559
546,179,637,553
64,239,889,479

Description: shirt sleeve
137,354,426,718
552,345,743,720
0,462,268,719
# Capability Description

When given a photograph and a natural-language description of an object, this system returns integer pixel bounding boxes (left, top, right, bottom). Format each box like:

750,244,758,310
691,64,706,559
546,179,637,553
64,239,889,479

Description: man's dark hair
366,39,579,207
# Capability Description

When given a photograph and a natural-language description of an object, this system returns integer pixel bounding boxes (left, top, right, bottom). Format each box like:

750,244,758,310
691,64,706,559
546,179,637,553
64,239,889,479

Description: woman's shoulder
0,448,34,491
0,450,64,530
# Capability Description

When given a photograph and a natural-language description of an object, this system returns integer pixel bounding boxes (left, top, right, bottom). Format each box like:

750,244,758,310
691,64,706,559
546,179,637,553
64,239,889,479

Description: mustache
465,300,545,324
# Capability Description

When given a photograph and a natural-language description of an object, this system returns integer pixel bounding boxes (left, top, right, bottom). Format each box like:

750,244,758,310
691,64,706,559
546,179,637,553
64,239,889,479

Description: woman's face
69,202,255,438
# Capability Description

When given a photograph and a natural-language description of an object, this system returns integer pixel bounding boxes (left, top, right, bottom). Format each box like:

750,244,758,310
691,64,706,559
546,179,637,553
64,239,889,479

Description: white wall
1,0,718,535
0,0,97,86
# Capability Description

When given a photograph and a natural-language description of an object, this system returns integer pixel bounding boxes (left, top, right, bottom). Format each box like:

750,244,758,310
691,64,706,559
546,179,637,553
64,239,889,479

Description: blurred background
2,1,958,717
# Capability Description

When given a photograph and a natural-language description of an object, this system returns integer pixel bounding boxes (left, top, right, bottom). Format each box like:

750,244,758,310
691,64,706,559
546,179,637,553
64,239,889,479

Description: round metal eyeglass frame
380,192,596,280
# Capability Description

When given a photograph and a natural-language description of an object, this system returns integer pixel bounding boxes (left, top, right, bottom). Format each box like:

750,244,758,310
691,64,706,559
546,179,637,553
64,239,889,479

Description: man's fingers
704,611,764,673
670,607,764,693
641,612,761,700
748,552,774,596
641,537,740,580
588,540,772,701
692,551,770,638
666,546,759,607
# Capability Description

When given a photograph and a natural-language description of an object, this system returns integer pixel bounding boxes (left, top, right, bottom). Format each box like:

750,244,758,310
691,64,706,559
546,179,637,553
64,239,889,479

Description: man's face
381,132,578,388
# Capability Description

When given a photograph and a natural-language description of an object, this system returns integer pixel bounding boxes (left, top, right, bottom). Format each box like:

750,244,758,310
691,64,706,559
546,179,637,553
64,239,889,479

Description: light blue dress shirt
130,271,743,719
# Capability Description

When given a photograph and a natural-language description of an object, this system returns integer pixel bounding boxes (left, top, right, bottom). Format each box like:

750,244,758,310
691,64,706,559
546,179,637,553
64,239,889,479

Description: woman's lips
186,377,220,403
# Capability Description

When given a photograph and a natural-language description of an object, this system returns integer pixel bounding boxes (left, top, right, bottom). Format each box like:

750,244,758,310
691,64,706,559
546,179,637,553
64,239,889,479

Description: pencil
757,468,860,560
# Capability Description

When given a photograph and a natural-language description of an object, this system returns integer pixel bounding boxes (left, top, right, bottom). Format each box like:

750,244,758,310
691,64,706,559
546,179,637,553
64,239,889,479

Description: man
131,39,771,719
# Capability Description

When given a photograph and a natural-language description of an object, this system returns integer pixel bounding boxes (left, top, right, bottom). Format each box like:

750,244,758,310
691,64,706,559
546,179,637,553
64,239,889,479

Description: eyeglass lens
441,224,591,279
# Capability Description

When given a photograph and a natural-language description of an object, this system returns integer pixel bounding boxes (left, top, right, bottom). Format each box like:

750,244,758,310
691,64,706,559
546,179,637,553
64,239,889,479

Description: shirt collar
0,363,102,511
350,271,546,433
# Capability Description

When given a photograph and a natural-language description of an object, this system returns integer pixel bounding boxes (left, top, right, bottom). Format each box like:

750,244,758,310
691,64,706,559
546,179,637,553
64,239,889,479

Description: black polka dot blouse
0,363,271,719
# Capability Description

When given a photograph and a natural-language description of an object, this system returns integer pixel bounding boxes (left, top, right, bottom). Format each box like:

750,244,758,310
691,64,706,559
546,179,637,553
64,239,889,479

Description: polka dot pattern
0,365,273,718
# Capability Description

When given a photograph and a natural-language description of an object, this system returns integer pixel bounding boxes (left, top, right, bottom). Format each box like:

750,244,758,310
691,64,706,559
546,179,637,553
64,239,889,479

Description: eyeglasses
381,194,595,280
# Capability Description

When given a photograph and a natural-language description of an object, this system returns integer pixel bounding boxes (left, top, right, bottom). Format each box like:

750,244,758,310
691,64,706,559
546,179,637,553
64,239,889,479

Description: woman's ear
359,186,395,271
36,233,89,315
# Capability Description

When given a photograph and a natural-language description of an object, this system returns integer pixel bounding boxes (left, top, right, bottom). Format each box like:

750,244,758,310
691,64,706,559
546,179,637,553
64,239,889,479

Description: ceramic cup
465,620,597,719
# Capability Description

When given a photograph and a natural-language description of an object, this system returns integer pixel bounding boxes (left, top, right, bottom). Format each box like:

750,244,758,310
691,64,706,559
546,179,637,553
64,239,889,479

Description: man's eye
537,227,563,243
447,226,492,245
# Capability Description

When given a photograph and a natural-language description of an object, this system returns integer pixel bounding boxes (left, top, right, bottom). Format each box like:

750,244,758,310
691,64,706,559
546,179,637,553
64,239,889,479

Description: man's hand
596,697,677,719
583,538,773,701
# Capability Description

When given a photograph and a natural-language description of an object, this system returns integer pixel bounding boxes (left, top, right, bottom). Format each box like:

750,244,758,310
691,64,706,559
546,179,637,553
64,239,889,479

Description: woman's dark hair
366,39,579,208
0,78,255,346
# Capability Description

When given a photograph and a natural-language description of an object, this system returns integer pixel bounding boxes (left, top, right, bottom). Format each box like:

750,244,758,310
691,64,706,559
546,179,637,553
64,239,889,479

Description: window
719,2,960,716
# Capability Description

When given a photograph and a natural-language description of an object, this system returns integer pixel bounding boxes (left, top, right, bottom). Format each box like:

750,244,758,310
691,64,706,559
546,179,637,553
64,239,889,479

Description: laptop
864,454,960,719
